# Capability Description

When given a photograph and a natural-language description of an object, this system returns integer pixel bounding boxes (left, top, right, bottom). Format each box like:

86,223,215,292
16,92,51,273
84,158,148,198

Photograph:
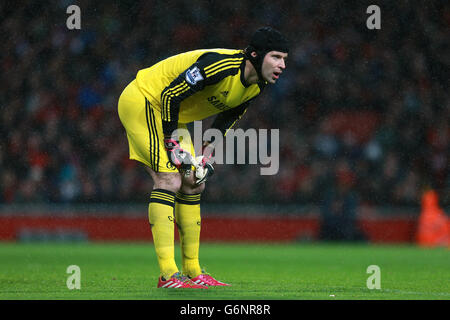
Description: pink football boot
190,271,231,287
157,272,208,289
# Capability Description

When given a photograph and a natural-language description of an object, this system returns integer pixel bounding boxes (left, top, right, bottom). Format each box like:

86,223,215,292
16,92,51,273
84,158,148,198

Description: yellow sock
175,192,202,278
149,189,178,279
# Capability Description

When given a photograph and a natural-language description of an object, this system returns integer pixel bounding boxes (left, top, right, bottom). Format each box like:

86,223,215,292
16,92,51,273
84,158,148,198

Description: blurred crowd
1,0,448,207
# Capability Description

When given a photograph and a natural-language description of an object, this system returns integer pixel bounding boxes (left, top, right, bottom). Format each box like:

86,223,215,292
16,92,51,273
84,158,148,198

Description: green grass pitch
0,242,448,300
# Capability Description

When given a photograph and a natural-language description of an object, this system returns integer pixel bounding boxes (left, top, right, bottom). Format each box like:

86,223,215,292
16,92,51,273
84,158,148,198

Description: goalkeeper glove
164,137,193,171
192,143,215,185
193,156,214,185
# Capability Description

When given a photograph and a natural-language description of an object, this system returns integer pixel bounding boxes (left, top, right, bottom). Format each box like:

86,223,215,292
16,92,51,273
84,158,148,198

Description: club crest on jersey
166,161,176,170
185,67,204,85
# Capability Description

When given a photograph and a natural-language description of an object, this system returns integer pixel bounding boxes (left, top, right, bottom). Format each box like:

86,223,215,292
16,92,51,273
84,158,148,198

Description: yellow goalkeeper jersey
135,48,264,135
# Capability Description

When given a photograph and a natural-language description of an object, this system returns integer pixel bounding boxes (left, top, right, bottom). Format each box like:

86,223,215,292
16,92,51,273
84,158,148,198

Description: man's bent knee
180,173,206,194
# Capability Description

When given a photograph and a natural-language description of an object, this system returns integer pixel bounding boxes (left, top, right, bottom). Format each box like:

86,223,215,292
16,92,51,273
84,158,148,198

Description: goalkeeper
118,27,289,289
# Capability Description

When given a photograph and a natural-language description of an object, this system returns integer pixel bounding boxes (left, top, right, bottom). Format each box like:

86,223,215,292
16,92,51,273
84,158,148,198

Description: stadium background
0,0,448,245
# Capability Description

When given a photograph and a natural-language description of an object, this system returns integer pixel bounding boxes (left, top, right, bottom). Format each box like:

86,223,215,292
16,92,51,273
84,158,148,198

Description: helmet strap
245,46,266,83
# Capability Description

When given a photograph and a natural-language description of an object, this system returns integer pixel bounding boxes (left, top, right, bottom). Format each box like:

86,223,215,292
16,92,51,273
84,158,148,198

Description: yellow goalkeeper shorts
118,79,195,172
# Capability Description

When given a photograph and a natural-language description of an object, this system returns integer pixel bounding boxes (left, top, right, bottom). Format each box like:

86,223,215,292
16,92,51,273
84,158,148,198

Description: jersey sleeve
160,52,244,136
209,101,250,137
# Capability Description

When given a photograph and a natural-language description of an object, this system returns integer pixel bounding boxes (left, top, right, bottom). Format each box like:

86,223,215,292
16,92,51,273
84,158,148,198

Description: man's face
260,50,288,84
